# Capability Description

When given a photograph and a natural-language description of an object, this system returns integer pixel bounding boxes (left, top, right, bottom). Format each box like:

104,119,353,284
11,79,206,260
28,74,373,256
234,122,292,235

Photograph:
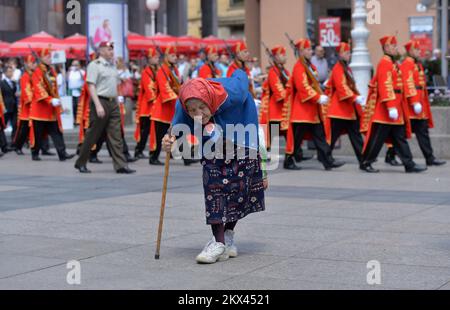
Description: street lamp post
350,0,372,99
441,0,448,80
146,0,161,36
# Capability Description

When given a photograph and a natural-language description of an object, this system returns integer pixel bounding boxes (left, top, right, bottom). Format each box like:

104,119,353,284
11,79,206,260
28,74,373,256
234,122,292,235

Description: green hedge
430,97,450,106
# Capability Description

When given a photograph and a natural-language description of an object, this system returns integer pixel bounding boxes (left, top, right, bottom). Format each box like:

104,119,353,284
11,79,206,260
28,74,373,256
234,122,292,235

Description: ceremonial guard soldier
29,48,74,162
360,36,427,173
198,46,221,79
14,55,36,155
227,42,256,98
325,42,366,166
134,47,159,160
399,40,445,167
150,45,180,166
283,39,344,171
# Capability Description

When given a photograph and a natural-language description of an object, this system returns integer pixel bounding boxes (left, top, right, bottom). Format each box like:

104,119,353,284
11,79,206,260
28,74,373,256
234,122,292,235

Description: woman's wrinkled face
185,99,212,125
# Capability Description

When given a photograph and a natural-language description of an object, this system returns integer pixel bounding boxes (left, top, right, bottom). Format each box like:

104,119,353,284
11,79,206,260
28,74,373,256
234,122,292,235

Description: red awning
0,41,10,57
63,33,87,60
176,35,202,54
128,32,154,59
201,35,244,55
9,31,66,57
147,33,177,52
202,35,226,50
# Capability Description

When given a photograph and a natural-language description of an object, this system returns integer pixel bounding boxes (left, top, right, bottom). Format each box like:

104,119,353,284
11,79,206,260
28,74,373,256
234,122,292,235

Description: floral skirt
202,156,265,225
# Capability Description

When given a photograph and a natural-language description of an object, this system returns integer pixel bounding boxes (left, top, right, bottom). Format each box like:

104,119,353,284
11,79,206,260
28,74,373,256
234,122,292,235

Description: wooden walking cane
154,151,171,259
155,150,171,260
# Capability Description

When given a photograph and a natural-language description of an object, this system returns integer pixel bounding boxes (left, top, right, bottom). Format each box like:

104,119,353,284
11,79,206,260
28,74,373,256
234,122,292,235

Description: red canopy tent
147,33,177,52
127,32,154,60
201,35,226,50
9,31,66,57
0,41,10,57
201,35,245,55
63,33,87,60
226,37,245,48
176,35,202,55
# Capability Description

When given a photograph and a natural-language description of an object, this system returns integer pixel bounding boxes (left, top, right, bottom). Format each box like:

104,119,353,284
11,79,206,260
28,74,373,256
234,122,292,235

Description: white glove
388,108,399,121
356,96,366,107
51,98,61,107
413,102,423,115
318,95,329,105
118,96,125,104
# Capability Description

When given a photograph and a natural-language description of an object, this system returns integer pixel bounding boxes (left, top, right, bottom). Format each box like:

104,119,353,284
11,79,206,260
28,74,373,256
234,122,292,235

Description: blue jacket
171,69,259,151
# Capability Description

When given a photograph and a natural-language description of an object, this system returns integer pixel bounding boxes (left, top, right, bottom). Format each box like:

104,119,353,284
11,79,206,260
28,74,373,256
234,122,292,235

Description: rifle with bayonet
326,38,360,96
261,41,289,86
28,45,59,99
284,33,323,95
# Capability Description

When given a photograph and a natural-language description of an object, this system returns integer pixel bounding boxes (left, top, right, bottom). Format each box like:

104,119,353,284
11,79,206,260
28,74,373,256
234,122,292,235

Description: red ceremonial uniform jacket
371,55,407,125
326,61,359,120
199,62,221,79
151,62,180,124
18,70,34,121
76,74,90,144
362,55,412,152
136,66,158,118
268,65,290,122
289,59,322,124
134,66,158,142
400,56,434,128
30,64,60,122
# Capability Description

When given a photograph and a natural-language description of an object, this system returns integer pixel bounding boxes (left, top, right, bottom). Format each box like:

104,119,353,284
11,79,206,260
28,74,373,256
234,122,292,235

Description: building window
230,0,244,7
0,0,22,32
0,0,20,6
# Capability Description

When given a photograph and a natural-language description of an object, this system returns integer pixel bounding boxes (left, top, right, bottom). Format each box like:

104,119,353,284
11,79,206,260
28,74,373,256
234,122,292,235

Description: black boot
360,163,380,173
60,152,75,161
89,156,103,164
149,157,164,166
32,154,42,161
385,148,402,166
125,153,138,163
426,158,446,166
284,155,302,170
405,164,427,173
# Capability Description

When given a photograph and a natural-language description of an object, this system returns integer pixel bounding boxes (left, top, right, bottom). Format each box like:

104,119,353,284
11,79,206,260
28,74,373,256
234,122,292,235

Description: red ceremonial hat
99,41,114,49
147,46,158,58
404,40,420,53
25,54,36,63
232,41,248,54
205,45,218,55
336,42,351,54
295,39,311,50
164,45,177,55
379,35,397,47
271,45,286,56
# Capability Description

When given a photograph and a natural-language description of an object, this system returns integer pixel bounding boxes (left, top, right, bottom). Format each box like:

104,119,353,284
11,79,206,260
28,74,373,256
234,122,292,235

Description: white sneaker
225,230,238,258
196,238,228,264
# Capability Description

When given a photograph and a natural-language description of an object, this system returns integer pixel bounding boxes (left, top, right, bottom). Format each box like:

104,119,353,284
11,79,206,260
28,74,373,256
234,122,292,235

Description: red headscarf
179,78,228,115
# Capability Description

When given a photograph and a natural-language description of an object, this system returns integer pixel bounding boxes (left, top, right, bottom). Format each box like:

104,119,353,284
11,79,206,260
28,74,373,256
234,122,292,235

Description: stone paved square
0,146,449,290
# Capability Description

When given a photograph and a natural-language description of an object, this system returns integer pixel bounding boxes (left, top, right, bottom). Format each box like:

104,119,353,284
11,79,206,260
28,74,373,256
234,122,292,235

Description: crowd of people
0,35,447,173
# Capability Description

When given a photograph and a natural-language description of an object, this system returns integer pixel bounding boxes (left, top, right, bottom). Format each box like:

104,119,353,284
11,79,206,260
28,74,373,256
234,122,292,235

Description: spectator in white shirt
7,58,22,84
67,60,85,126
